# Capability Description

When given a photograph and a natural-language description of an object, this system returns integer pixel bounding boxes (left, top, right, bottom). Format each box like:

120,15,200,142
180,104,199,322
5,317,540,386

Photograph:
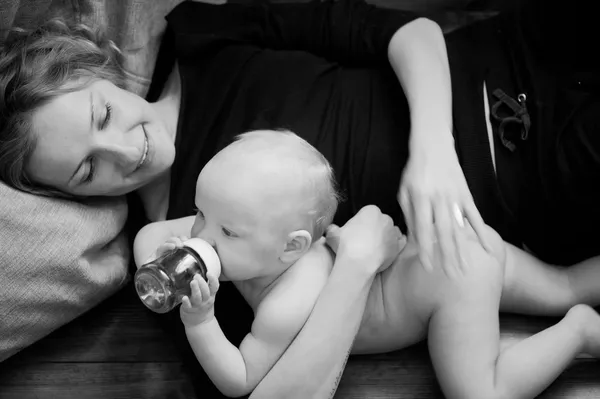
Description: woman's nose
94,131,141,171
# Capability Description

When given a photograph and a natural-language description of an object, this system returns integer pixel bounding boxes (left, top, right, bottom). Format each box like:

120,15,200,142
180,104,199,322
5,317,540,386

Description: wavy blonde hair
0,18,125,196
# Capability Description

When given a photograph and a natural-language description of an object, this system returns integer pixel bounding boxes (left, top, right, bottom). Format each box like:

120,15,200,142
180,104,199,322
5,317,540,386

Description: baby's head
191,129,341,281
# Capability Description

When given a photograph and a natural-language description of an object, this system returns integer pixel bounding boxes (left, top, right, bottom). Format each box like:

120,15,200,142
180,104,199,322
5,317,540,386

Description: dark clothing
428,1,600,265
145,0,599,396
150,0,417,232
146,2,417,396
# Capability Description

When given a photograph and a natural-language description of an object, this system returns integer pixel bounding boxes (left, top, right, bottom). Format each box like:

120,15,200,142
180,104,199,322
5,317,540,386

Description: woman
1,0,598,397
0,0,489,276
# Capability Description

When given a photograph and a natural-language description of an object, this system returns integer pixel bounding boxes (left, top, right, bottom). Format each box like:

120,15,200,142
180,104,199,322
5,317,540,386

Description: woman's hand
325,205,407,276
399,140,491,277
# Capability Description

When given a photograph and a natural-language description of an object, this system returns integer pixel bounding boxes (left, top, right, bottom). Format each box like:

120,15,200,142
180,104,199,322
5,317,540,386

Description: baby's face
191,164,297,281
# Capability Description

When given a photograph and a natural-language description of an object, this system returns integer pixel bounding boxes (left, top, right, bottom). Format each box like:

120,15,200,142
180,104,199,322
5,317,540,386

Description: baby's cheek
191,219,202,237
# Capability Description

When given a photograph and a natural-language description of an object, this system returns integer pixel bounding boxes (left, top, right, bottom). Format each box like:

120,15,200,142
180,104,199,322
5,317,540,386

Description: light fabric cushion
0,0,489,363
0,191,130,361
0,0,184,362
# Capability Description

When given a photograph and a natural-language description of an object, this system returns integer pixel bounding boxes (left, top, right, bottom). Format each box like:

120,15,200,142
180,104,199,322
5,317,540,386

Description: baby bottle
134,238,221,314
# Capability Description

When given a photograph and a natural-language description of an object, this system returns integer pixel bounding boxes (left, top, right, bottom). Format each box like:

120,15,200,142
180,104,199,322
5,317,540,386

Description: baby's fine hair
234,129,343,239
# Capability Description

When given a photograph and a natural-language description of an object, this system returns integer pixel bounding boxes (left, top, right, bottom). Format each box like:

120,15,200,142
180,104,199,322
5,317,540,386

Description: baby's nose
196,232,216,248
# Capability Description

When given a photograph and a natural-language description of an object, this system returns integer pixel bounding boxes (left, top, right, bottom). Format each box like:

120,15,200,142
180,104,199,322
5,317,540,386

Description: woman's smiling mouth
135,126,149,172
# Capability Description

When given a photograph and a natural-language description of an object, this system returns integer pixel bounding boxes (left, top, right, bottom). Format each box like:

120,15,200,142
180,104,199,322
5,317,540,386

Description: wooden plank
2,286,600,399
0,362,196,399
7,288,183,363
338,348,600,398
1,357,598,399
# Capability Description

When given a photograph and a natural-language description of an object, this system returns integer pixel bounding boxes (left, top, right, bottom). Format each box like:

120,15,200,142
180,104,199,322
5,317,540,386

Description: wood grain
1,285,599,399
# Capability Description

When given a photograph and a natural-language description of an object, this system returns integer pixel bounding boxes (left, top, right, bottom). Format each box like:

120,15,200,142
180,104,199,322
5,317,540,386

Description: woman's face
26,79,176,196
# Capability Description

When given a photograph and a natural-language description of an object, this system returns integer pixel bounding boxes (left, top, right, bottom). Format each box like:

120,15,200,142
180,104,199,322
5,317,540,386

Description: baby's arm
186,297,311,397
186,248,331,398
132,216,196,268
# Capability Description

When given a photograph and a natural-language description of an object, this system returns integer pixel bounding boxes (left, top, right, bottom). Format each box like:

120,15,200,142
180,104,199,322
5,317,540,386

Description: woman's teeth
136,131,149,170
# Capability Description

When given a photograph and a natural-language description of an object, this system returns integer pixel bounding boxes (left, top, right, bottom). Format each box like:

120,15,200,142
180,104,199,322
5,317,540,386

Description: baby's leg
429,279,600,399
500,242,600,316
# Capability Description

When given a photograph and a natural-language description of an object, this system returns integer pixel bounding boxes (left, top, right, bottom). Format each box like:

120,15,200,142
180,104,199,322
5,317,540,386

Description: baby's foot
570,304,600,358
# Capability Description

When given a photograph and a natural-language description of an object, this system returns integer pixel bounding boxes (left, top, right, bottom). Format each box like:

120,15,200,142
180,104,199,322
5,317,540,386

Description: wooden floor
0,284,599,399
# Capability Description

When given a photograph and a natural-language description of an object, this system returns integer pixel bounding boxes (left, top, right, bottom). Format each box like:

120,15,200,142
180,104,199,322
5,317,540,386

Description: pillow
0,186,130,362
0,0,186,362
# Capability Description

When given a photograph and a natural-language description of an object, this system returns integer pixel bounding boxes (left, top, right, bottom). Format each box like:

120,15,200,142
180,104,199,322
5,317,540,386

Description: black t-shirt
145,2,417,396
442,1,600,266
143,0,600,395
151,0,417,232
499,0,600,266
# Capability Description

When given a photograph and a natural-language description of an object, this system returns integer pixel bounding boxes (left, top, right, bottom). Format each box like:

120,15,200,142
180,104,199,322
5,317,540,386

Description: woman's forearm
388,18,454,151
250,256,375,399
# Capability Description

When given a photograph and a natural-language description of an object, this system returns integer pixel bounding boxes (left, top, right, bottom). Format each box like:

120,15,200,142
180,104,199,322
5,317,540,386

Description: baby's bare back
246,229,506,357
352,242,432,354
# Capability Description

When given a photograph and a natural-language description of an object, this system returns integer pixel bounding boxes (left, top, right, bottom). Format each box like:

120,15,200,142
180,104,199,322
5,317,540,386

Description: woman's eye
100,103,112,130
82,157,96,184
222,228,236,238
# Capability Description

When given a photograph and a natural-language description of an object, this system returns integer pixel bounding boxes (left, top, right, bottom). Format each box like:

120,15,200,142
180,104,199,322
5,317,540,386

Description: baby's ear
281,230,312,263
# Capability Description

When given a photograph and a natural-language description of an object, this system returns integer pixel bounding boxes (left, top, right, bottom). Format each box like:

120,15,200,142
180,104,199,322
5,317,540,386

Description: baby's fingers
175,236,189,246
435,202,459,279
155,242,176,258
207,274,220,296
191,275,211,305
181,295,192,310
189,278,204,306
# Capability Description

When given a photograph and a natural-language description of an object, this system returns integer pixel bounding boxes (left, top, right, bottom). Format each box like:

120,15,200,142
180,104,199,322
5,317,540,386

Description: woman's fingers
324,224,341,253
464,201,493,252
434,200,460,278
398,188,415,233
400,184,487,277
412,192,434,272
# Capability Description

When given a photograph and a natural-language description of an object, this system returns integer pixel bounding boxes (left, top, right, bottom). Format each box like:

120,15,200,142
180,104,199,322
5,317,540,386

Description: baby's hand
157,235,189,257
180,273,220,327
145,235,189,264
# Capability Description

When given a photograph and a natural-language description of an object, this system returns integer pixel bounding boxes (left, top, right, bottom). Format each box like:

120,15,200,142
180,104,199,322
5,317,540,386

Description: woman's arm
250,260,374,399
167,0,417,65
250,206,404,399
388,18,453,150
389,17,491,276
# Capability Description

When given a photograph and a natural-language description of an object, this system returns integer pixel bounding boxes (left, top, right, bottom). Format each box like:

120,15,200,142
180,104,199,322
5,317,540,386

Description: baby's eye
195,209,204,219
222,227,237,238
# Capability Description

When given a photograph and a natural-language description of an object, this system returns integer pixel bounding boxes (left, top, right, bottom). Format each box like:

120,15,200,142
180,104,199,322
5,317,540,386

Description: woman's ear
280,230,312,263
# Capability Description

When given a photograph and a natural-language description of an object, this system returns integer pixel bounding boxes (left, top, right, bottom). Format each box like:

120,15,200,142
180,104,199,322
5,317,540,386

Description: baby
134,130,600,399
